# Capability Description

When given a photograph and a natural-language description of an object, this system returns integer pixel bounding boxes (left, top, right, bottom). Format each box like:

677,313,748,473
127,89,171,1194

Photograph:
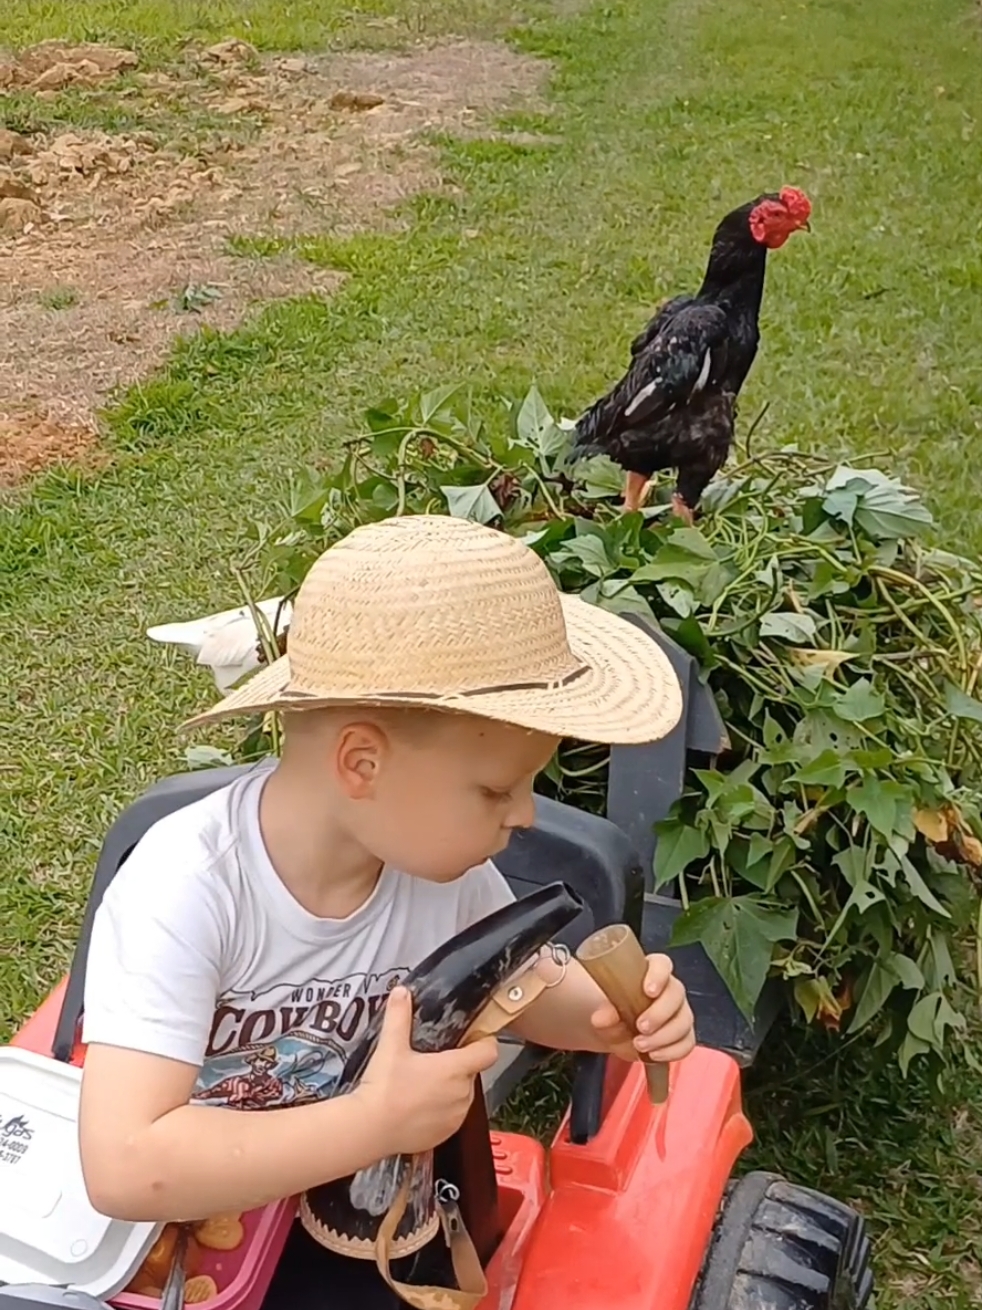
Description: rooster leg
623,471,653,514
670,493,695,526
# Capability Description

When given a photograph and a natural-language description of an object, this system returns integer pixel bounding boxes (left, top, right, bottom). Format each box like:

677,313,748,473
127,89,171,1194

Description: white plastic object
147,597,292,692
0,1048,160,1297
0,1289,112,1309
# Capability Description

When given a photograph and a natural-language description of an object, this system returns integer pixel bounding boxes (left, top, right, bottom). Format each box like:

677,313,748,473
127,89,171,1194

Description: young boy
78,514,696,1224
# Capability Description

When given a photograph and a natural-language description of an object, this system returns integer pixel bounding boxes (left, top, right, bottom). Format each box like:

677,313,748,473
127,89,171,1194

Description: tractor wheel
691,1170,874,1310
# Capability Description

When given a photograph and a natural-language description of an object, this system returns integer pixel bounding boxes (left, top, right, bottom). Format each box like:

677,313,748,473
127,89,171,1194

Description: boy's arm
81,997,500,1223
79,1043,389,1221
80,850,501,1222
506,958,613,1053
456,862,637,1053
506,955,695,1062
78,855,389,1220
456,862,693,1061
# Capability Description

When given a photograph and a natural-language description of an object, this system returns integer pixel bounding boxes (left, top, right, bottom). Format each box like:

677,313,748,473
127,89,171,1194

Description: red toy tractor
1,763,873,1310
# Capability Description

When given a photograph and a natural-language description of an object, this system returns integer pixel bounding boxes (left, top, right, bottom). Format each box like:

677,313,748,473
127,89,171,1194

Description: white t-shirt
82,760,516,1110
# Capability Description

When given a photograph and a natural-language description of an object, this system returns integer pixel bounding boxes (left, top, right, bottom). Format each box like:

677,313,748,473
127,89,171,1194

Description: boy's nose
506,791,536,832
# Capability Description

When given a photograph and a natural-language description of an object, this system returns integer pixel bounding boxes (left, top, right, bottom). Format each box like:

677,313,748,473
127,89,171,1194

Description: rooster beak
802,220,812,232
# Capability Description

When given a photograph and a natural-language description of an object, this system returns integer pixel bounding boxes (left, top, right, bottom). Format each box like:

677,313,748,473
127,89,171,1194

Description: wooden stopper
576,924,670,1104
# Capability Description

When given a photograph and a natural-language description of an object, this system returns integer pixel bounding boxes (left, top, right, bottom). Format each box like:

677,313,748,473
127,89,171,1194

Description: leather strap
375,1173,486,1310
370,963,551,1308
459,959,551,1044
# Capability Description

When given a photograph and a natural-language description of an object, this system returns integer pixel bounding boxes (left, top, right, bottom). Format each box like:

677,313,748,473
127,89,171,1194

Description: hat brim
181,594,684,746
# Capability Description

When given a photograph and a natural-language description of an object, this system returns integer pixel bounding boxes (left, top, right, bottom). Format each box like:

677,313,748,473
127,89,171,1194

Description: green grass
0,80,265,145
3,0,982,1303
37,286,81,310
743,1019,982,1308
0,0,550,55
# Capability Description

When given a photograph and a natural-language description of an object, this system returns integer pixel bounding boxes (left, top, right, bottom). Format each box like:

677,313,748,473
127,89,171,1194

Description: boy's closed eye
480,786,513,803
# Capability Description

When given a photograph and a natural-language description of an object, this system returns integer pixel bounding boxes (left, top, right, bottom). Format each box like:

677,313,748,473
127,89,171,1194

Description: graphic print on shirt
192,966,405,1109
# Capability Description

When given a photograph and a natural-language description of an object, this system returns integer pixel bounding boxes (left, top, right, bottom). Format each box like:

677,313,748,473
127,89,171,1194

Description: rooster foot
670,493,696,526
622,472,653,514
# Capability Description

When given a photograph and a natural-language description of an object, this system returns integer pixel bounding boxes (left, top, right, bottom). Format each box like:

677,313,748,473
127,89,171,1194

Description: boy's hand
589,954,695,1064
357,986,499,1156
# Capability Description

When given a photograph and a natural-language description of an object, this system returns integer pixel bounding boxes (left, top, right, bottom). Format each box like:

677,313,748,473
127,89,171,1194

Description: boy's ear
334,720,388,799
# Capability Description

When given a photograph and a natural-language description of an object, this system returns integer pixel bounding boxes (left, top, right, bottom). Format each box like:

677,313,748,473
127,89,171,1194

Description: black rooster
570,187,812,522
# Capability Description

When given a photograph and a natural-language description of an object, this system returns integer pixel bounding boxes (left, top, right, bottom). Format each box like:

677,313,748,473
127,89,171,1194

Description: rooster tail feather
564,434,605,466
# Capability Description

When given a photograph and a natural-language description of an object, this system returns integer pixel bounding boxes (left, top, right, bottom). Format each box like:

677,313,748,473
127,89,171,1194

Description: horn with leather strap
370,967,554,1310
299,883,584,1299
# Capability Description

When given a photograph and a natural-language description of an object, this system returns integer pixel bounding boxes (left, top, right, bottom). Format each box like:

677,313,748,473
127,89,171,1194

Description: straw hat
184,515,683,744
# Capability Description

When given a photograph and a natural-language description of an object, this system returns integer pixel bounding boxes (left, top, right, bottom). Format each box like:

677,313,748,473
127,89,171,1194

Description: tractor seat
51,759,643,1133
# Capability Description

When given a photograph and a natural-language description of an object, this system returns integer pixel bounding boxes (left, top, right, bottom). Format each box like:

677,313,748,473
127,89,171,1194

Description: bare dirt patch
0,37,550,465
0,41,139,94
0,414,102,487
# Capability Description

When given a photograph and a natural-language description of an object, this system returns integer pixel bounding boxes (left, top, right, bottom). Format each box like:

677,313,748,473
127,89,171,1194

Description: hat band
456,663,591,697
284,662,591,704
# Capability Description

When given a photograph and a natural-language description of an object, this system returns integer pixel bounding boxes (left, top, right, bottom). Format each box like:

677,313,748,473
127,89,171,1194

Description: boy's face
330,711,560,880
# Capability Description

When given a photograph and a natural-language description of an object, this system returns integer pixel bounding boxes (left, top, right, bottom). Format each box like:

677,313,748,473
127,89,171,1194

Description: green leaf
793,977,824,1022
833,845,872,888
371,426,410,460
806,559,852,600
515,384,566,466
441,483,500,524
792,749,847,788
898,854,950,918
793,710,864,756
652,819,710,888
747,833,773,866
847,777,908,837
943,682,982,725
898,1031,931,1076
890,953,925,990
552,534,614,578
371,481,399,511
767,837,797,890
632,531,718,588
573,454,624,498
708,815,732,858
921,928,957,989
665,615,712,663
855,492,933,541
656,581,698,617
692,767,729,808
670,895,798,1020
833,678,886,723
364,400,400,432
185,744,234,770
595,581,656,620
841,879,886,917
823,466,934,541
849,959,897,1032
419,383,462,424
759,611,818,644
906,991,965,1052
732,833,787,893
517,520,571,553
822,486,860,527
696,563,735,606
662,527,718,560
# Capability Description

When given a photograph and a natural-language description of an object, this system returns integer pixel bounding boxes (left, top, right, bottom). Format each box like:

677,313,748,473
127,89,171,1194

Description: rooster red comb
748,187,812,247
779,187,812,225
